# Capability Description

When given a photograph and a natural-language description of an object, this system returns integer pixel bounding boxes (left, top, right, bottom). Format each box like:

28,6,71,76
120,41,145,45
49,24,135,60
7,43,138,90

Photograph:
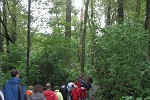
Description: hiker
0,90,4,100
2,70,26,100
60,84,68,100
75,79,81,89
43,83,58,100
67,80,75,100
71,85,80,100
54,86,63,100
27,84,46,100
78,84,87,100
26,85,34,96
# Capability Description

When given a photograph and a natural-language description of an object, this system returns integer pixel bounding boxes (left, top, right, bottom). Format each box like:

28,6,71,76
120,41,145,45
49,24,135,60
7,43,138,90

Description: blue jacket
2,77,26,100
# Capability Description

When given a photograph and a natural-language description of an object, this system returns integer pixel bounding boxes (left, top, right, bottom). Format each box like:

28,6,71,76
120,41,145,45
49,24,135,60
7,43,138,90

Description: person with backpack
26,86,34,97
67,80,75,100
60,84,68,100
2,70,26,100
71,85,80,100
54,86,63,100
43,83,58,100
78,84,87,100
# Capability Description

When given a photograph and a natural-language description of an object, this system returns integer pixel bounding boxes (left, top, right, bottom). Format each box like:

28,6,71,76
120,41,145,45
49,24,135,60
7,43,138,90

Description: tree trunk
79,7,83,63
26,0,31,84
90,0,96,66
80,0,89,76
11,0,17,42
0,0,13,46
136,0,141,16
3,0,9,53
0,8,3,52
117,0,124,24
106,1,111,26
145,0,150,60
65,0,71,38
65,0,71,68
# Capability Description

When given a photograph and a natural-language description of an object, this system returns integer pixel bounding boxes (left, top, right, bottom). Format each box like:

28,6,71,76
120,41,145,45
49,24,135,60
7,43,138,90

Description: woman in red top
78,85,87,100
71,85,80,100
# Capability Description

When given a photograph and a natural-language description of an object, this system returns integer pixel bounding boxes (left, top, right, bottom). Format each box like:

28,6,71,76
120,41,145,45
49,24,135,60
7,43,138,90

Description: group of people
0,70,93,100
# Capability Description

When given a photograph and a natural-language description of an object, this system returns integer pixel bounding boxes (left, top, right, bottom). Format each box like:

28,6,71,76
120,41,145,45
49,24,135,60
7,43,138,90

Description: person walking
75,79,81,89
2,70,26,100
54,86,63,100
78,85,87,100
67,81,75,100
27,84,46,100
43,83,58,100
60,84,68,100
26,85,34,97
71,85,79,100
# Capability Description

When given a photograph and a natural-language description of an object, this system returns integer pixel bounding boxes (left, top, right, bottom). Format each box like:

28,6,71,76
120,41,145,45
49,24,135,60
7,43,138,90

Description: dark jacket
60,85,68,100
2,77,26,100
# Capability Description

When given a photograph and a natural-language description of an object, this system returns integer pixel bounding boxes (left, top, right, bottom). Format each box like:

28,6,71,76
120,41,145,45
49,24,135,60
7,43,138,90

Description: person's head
28,85,34,91
33,84,43,93
54,85,59,90
45,83,51,90
11,70,19,77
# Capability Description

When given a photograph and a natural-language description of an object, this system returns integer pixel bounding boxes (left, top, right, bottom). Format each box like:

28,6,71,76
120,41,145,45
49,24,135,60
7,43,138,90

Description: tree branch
0,17,14,43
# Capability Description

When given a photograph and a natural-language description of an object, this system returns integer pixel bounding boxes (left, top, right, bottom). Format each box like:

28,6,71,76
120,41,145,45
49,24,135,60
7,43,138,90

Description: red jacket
75,81,81,88
71,88,80,100
43,90,58,100
79,87,87,99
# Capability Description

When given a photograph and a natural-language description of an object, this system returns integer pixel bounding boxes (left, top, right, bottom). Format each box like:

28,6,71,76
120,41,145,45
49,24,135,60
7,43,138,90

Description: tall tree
136,0,141,16
89,0,96,66
145,0,150,60
80,0,89,76
26,0,31,84
117,0,124,23
11,0,17,42
106,1,111,26
65,0,71,68
65,0,71,38
3,0,9,52
0,8,2,52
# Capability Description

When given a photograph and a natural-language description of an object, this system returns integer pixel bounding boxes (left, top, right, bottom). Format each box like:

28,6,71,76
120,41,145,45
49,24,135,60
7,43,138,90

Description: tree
11,0,17,42
26,0,31,84
65,0,71,38
0,7,3,52
106,1,111,26
65,0,71,68
136,0,141,16
145,0,150,61
80,0,89,76
117,0,124,23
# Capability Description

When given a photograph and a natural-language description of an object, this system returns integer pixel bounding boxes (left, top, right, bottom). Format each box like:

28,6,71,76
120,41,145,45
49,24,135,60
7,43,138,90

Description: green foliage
92,21,148,99
28,34,77,86
1,43,26,72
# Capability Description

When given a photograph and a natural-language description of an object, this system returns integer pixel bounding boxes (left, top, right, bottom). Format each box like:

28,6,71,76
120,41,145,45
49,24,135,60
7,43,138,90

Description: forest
0,0,150,99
